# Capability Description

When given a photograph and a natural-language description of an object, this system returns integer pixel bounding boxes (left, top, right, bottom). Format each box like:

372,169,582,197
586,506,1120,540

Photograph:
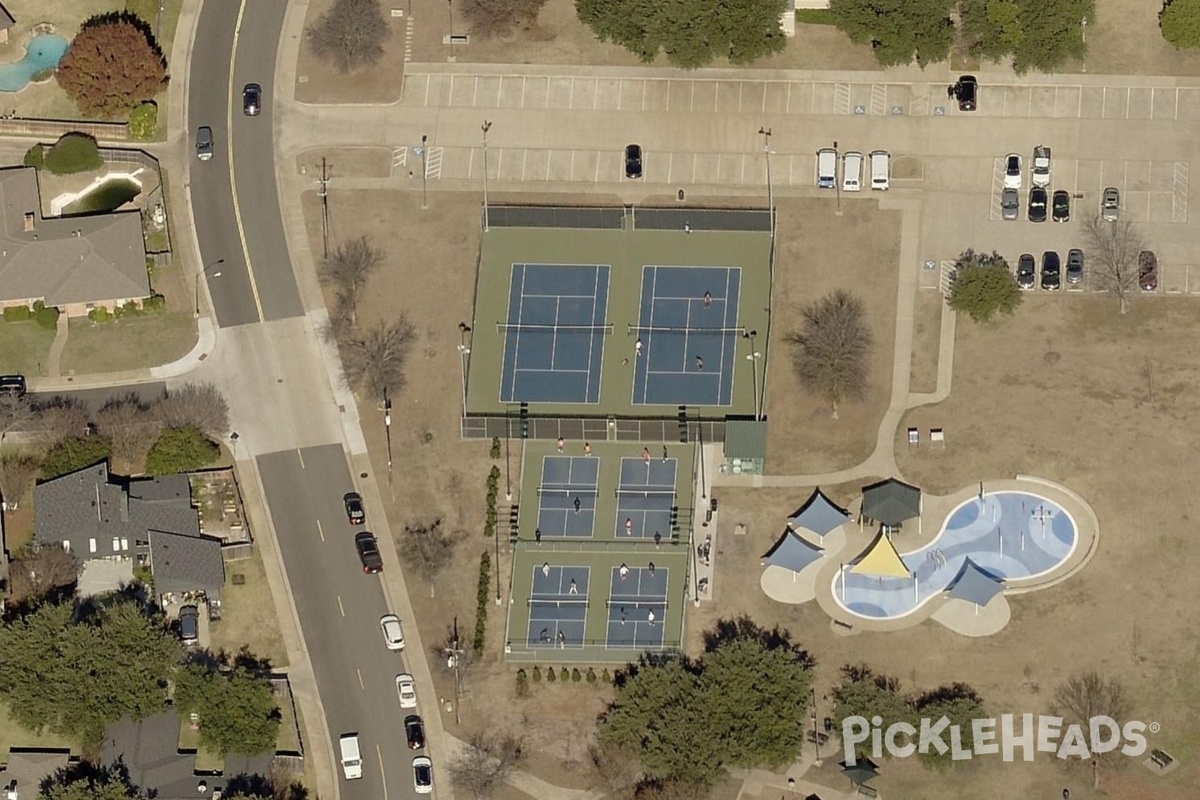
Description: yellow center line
227,0,266,323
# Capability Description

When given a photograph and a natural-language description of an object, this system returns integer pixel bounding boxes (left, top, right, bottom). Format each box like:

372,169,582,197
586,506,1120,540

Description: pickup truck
355,531,383,574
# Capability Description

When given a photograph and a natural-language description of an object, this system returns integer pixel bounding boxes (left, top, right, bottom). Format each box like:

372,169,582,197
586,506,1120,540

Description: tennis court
631,265,741,406
499,263,612,404
607,564,669,649
536,455,600,538
614,456,677,539
526,564,590,648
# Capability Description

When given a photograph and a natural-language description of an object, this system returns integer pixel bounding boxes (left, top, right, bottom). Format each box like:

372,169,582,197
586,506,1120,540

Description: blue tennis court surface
632,266,740,406
614,456,676,539
606,565,669,648
536,456,599,538
528,564,590,648
500,263,611,404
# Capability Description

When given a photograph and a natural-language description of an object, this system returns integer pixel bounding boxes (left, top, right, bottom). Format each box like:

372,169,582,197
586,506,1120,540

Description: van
842,152,862,192
0,374,26,397
340,733,363,780
178,605,199,646
816,148,836,189
870,150,890,191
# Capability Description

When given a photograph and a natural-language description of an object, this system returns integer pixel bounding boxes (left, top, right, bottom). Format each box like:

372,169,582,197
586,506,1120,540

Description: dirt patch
294,147,394,179
1079,0,1200,77
294,0,408,104
763,197,900,475
210,550,290,669
909,291,943,394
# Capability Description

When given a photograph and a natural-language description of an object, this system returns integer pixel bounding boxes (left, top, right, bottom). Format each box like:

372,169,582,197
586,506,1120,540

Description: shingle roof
148,529,224,599
0,167,150,307
0,748,73,791
0,4,14,30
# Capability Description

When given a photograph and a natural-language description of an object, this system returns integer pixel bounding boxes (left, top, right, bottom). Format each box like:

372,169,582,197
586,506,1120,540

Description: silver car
1001,188,1019,220
1101,187,1120,221
195,126,213,161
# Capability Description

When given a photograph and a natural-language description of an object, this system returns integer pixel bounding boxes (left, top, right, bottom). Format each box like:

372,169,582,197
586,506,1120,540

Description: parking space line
570,77,577,109
761,84,767,113
472,76,479,107
871,84,886,116
546,150,553,178
739,154,746,184
570,151,575,181
667,152,673,183
1126,88,1131,119
595,151,600,183
593,80,598,110
641,80,647,111
692,155,697,183
690,82,696,112
1174,161,1188,223
785,83,793,113
521,150,527,181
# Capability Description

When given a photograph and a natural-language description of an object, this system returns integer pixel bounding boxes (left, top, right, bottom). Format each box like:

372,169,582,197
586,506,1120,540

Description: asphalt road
257,445,417,800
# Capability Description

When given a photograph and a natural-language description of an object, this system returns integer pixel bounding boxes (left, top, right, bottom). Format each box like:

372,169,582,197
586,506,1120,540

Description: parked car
1102,187,1120,221
624,144,642,179
355,531,383,574
343,492,365,525
1028,186,1048,222
842,151,863,192
1016,253,1036,289
179,605,200,645
1041,251,1061,291
242,83,261,116
404,715,426,749
956,75,978,111
1004,154,1022,190
380,614,405,651
1067,249,1084,284
1001,188,1019,220
0,374,26,397
195,126,214,161
1052,190,1071,222
1031,146,1051,187
1139,250,1158,291
413,756,433,794
396,673,418,709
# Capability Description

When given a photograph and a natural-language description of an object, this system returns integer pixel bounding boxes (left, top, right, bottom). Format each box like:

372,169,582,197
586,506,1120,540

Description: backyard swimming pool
834,491,1077,619
0,34,69,93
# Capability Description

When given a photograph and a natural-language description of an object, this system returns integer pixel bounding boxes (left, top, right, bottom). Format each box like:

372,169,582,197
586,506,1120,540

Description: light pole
384,392,393,487
421,134,429,209
457,323,471,422
833,140,843,216
758,127,773,239
743,330,760,421
481,120,492,232
195,258,224,317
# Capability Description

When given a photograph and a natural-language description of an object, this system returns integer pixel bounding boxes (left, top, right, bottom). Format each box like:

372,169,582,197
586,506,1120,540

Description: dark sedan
404,715,426,750
343,492,365,525
242,83,262,116
355,531,383,574
955,75,978,111
1028,186,1047,222
625,144,643,179
1016,253,1036,289
1041,251,1061,291
1052,190,1070,222
1139,250,1158,291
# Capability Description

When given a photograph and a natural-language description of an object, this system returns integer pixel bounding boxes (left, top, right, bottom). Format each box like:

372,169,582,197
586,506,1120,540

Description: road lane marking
377,745,389,800
316,519,324,542
337,596,345,617
358,669,365,691
227,0,266,323
297,448,305,468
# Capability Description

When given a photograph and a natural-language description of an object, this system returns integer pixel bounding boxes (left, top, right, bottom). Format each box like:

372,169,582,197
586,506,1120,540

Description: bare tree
0,394,35,443
155,383,229,438
395,519,459,597
0,450,39,511
8,545,80,604
462,0,549,37
93,394,162,468
1083,215,1145,314
786,290,873,419
31,397,90,447
308,0,390,73
587,742,640,800
319,236,383,327
449,731,524,799
339,315,417,400
1052,671,1131,790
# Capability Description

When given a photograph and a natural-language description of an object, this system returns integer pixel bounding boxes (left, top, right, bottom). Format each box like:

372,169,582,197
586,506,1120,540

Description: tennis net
537,485,599,497
529,598,589,608
627,324,744,336
606,600,668,610
614,488,676,500
498,322,614,334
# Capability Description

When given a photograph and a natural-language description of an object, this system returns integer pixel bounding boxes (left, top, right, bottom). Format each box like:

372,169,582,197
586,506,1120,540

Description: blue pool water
834,491,1078,619
0,35,70,93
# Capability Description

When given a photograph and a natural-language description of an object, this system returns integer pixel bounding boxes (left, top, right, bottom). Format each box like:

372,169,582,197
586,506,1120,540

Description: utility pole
195,258,224,317
743,329,760,421
833,140,843,216
319,157,330,260
758,127,773,240
448,617,464,724
457,322,471,421
481,120,492,232
420,135,429,209
384,391,393,489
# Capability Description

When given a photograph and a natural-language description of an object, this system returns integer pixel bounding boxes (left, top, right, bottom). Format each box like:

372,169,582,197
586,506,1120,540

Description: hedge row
516,666,611,695
473,550,490,655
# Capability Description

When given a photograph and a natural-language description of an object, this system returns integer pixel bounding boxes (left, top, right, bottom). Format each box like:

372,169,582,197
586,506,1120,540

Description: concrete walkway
45,311,69,378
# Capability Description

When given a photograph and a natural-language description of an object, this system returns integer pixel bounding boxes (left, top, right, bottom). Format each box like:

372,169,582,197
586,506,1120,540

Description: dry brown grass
209,550,290,669
294,0,408,104
909,290,943,395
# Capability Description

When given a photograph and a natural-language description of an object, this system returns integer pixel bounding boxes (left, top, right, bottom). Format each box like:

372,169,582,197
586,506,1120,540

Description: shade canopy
788,488,852,537
840,761,879,785
849,529,910,578
946,557,1005,606
861,478,922,526
762,529,824,573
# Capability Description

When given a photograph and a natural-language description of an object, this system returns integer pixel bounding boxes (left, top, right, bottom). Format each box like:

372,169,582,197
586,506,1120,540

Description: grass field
60,310,196,374
0,320,54,376
209,550,290,670
0,703,77,760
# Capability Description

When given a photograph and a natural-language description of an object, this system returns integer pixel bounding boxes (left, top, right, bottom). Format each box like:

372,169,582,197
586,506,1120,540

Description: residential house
0,748,75,798
0,167,151,317
0,5,14,45
34,463,223,598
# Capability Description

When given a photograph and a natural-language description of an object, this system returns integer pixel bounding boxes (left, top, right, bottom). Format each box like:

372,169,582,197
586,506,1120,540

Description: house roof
945,558,1005,607
148,529,224,599
35,462,199,560
0,4,14,30
724,419,767,460
861,478,922,526
762,529,824,573
787,488,851,537
0,748,73,792
0,167,150,308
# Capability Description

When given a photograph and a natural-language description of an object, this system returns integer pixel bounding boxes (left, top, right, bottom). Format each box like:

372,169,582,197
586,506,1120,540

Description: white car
842,151,863,192
1003,154,1022,190
413,755,433,794
380,614,405,651
396,673,418,708
1031,145,1051,187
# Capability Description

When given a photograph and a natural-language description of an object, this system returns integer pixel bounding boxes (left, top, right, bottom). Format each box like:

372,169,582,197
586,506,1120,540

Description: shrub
546,666,557,683
601,668,611,683
42,435,112,479
43,133,103,175
22,144,44,169
515,669,529,698
3,305,31,322
559,667,569,682
586,667,597,684
473,550,491,655
490,437,501,459
531,666,542,683
34,305,60,330
128,102,158,140
571,668,582,683
142,294,166,312
144,425,220,475
88,307,112,323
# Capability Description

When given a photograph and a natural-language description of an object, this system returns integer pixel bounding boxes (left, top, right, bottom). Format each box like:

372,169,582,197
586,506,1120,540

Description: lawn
59,310,196,374
177,715,223,772
0,702,77,759
0,320,54,376
208,550,289,670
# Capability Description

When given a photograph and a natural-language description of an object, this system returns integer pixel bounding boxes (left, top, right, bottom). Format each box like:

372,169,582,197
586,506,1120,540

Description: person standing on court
635,338,643,357
703,291,712,308
568,579,578,594
557,436,564,453
642,447,651,464
584,441,591,456
647,609,656,625
619,563,629,579
625,517,634,534
661,446,668,462
696,355,704,371
574,496,581,514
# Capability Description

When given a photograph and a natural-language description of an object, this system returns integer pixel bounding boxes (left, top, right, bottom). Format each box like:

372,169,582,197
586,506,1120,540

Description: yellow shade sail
849,530,910,577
